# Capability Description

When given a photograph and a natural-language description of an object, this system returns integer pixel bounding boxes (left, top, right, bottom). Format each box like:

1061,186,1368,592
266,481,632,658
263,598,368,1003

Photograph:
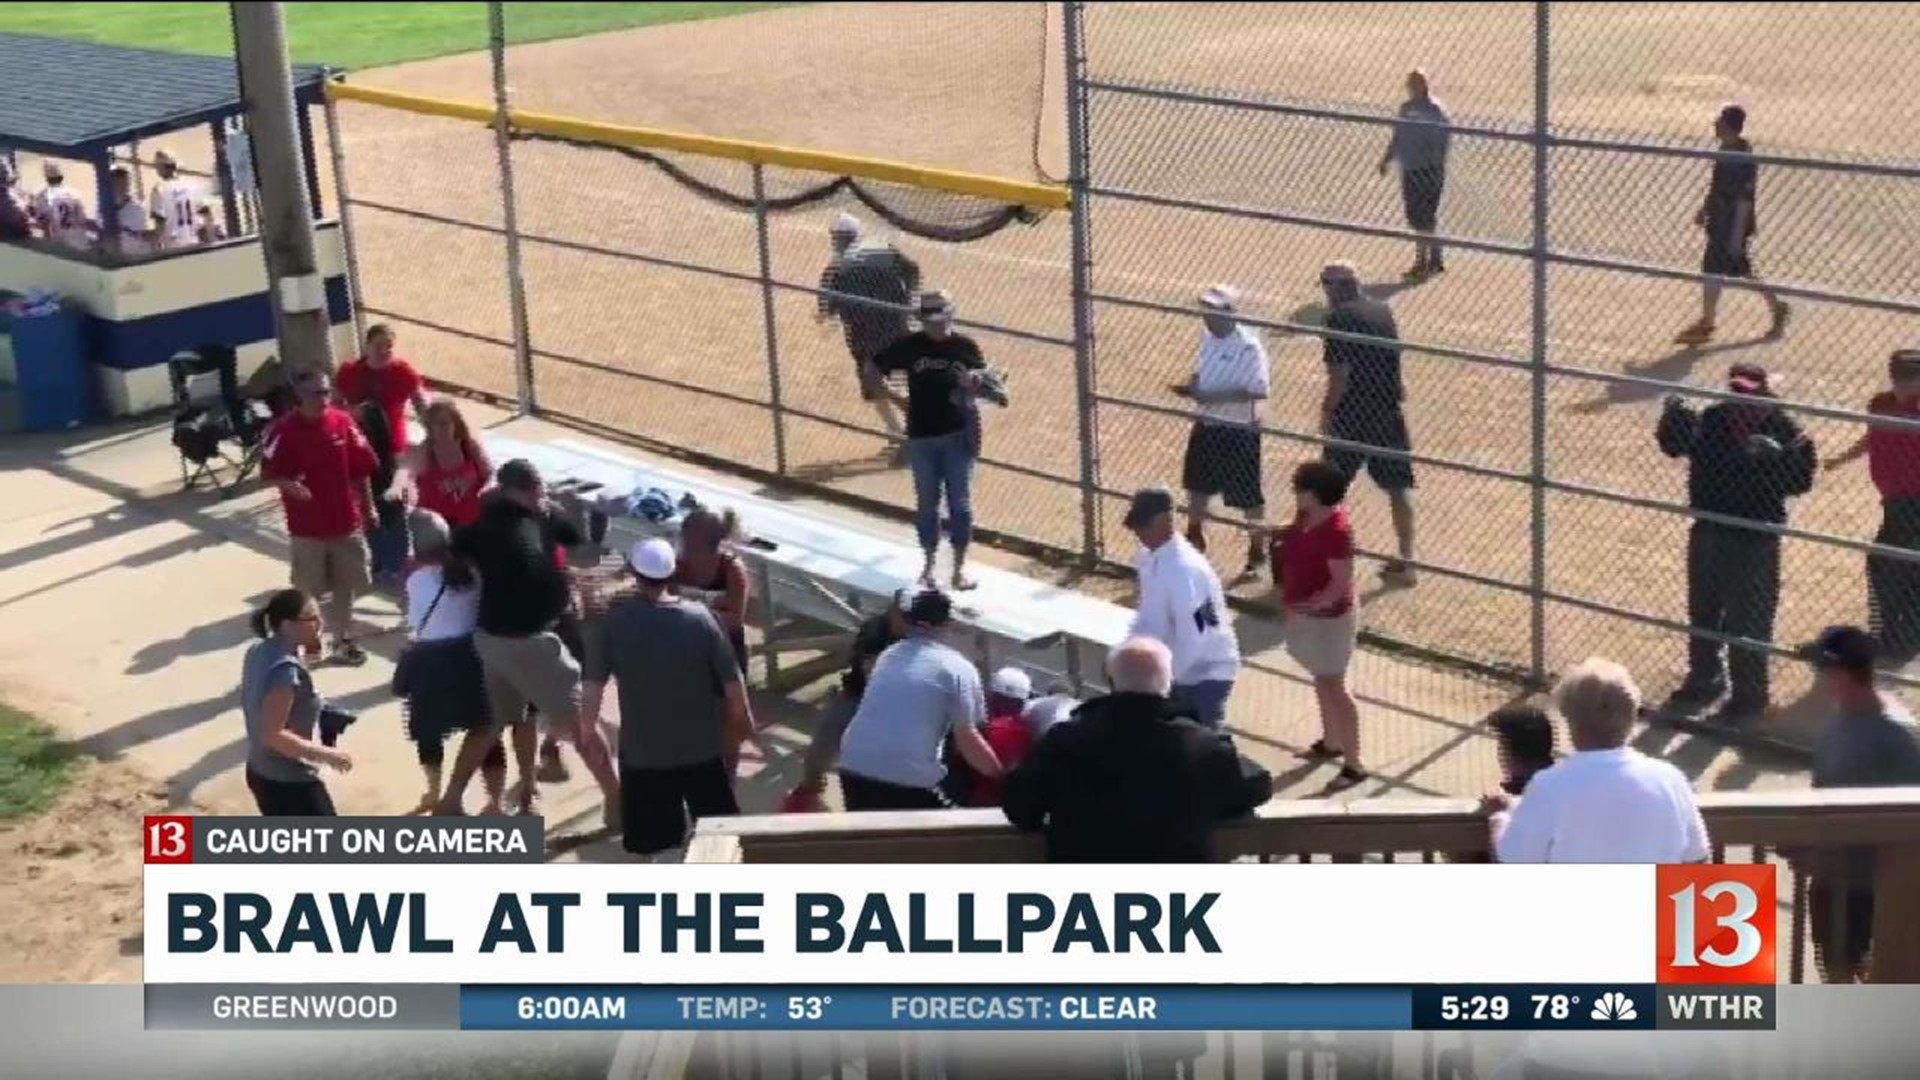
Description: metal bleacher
485,434,1133,694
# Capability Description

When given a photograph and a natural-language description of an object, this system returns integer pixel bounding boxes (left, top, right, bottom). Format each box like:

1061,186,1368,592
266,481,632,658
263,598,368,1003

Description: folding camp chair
167,345,278,497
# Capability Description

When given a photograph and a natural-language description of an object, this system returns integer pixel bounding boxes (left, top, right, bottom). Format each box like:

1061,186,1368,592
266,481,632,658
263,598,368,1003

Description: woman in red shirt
1825,349,1920,660
393,398,492,528
1269,460,1365,783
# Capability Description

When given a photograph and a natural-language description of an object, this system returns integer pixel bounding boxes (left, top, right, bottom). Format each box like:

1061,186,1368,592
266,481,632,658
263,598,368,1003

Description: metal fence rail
323,1,1920,721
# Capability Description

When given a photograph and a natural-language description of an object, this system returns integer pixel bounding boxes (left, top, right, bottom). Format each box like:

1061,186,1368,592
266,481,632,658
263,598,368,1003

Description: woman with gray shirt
242,589,353,815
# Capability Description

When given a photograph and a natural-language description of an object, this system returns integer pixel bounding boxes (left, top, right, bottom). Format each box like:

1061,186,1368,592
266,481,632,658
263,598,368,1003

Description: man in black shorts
1317,261,1417,584
583,538,752,857
1175,284,1271,575
818,212,920,445
1674,104,1790,346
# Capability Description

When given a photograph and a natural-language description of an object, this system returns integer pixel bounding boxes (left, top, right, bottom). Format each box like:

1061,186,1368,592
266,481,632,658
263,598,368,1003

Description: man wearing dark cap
835,589,1004,810
440,458,621,819
1802,625,1920,981
1174,284,1271,574
818,213,920,445
1124,487,1240,728
1674,104,1790,346
1657,363,1816,724
1824,350,1920,662
866,290,991,590
584,538,751,856
1317,260,1418,583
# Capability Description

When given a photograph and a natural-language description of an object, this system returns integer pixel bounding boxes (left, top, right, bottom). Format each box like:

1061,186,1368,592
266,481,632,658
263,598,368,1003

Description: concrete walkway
0,404,1811,857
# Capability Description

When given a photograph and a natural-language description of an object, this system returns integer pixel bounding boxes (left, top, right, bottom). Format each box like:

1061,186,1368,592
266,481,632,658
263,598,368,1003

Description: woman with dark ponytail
672,506,750,670
242,589,351,815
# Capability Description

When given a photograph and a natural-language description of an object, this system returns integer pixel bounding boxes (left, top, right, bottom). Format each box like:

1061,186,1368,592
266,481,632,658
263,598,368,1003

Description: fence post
1063,0,1102,564
751,163,790,476
487,1,537,416
1528,1,1551,685
320,79,368,346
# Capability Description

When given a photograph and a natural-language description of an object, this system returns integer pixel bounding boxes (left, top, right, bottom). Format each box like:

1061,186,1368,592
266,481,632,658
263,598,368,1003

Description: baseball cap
1804,625,1878,674
41,160,63,181
1122,486,1175,529
1728,362,1773,396
1319,260,1359,285
154,150,177,167
1890,349,1920,380
628,537,677,582
905,588,953,627
1198,284,1240,312
1025,694,1077,733
989,666,1034,700
496,458,543,494
916,289,956,322
829,212,860,236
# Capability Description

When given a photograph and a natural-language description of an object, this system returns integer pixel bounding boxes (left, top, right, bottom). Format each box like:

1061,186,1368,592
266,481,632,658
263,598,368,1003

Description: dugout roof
0,33,329,157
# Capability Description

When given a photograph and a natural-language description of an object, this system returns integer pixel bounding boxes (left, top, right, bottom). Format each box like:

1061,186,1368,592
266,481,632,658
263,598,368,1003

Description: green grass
0,701,79,820
0,2,787,71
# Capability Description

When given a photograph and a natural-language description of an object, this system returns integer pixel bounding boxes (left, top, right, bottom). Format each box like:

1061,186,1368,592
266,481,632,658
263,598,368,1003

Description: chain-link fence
324,1,1920,738
1073,0,1920,722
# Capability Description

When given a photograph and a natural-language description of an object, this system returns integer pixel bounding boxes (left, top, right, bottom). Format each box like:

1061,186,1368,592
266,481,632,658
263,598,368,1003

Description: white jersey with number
33,185,88,246
149,178,200,245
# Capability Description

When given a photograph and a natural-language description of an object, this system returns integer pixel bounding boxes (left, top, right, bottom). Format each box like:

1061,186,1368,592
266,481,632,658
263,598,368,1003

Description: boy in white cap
1174,283,1271,575
817,212,920,444
583,537,753,856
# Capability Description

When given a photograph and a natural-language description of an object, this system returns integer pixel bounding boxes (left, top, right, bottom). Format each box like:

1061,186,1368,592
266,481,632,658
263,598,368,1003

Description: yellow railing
325,79,1072,210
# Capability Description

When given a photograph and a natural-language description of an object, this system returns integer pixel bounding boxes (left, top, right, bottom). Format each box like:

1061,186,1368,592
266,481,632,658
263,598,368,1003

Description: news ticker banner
144,818,1779,1032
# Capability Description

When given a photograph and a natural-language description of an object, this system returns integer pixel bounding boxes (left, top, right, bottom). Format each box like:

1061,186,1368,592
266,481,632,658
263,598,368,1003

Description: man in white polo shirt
1174,284,1271,576
1123,487,1241,729
1485,656,1709,864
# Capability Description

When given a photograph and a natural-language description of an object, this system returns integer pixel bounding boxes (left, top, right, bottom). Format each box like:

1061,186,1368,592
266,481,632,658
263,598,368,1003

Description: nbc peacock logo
1589,992,1638,1022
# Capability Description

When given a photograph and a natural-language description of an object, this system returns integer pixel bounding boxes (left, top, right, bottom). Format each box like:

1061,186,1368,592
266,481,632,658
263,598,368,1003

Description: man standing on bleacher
1123,487,1241,729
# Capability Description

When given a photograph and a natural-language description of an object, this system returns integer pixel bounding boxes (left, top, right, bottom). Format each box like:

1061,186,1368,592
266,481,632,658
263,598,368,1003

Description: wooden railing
627,789,1920,1079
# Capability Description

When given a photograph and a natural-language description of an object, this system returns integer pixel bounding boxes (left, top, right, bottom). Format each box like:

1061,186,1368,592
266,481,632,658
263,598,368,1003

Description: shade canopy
0,32,328,159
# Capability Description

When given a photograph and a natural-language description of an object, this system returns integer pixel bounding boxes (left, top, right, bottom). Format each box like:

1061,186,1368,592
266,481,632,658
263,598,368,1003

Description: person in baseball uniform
818,213,920,448
31,161,91,248
148,150,201,248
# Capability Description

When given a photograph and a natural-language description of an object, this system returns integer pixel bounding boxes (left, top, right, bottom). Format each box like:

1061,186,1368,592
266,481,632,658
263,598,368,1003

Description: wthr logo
1655,865,1776,984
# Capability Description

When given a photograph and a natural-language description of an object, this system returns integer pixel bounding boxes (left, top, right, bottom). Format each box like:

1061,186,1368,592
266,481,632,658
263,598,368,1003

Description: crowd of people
1,153,221,255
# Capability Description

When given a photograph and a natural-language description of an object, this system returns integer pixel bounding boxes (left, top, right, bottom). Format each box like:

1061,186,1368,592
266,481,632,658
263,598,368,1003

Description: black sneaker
536,742,570,784
331,640,368,668
1665,677,1727,711
1710,698,1769,728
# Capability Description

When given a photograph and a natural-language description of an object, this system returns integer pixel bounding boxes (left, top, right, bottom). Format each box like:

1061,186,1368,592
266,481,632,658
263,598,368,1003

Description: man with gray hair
1004,637,1272,863
1318,260,1418,583
818,212,920,444
1484,657,1709,863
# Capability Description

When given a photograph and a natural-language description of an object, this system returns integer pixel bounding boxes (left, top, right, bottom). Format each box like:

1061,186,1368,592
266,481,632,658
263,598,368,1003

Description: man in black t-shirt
1675,104,1790,345
1317,261,1418,584
437,460,621,821
818,213,920,444
865,290,990,590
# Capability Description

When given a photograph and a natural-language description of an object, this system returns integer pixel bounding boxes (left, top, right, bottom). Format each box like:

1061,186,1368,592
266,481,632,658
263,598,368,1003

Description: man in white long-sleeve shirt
1122,487,1241,728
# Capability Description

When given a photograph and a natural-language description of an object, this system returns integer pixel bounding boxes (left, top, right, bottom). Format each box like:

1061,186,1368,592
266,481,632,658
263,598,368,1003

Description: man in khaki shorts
262,369,378,666
439,460,620,821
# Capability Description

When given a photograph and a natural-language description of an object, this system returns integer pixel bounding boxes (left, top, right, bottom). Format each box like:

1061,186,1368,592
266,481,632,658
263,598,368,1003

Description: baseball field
14,2,1917,724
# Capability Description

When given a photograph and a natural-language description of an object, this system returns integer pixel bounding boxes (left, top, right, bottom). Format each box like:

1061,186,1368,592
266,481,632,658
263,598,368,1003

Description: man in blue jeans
866,290,993,590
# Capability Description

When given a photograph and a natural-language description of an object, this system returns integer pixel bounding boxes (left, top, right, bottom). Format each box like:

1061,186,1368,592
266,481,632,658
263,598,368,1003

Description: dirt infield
329,1,1918,722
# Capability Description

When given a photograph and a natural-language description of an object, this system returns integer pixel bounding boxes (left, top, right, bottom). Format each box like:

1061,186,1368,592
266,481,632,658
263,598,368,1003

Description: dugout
0,33,355,416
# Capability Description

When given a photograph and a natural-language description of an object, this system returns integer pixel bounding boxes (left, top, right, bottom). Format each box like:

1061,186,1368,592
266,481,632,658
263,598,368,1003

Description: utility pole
230,1,334,377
